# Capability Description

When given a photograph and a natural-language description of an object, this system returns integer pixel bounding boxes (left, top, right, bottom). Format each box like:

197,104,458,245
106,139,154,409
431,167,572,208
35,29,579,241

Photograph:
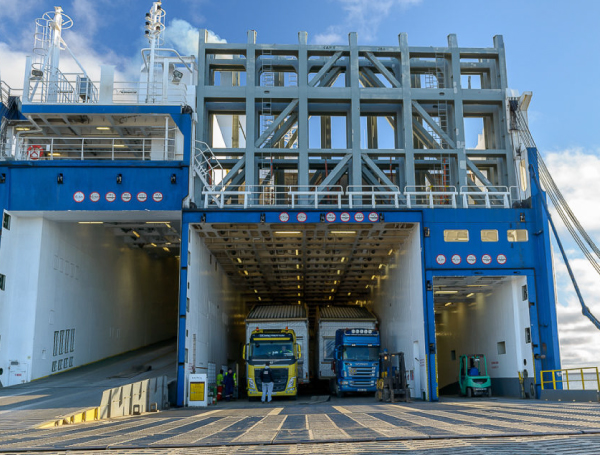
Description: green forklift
459,354,492,398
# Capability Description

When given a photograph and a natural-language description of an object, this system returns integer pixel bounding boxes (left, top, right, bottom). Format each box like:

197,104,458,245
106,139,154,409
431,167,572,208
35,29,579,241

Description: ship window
444,230,469,242
481,230,498,242
323,337,335,360
2,212,10,230
497,341,506,355
507,229,528,242
0,274,5,291
53,331,59,356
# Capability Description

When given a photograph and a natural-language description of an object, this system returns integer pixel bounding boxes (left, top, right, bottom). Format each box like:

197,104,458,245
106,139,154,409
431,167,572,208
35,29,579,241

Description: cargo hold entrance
0,211,180,386
184,217,428,400
433,275,533,397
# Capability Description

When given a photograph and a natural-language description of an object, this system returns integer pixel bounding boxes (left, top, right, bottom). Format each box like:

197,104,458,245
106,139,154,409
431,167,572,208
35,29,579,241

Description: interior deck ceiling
194,222,415,307
433,276,511,308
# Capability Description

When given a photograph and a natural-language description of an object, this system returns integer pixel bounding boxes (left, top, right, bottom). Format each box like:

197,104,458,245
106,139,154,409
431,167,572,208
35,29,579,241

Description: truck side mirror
298,345,301,359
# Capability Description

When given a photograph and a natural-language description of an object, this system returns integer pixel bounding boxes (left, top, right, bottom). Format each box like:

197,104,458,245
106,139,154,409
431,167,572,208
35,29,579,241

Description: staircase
193,140,224,188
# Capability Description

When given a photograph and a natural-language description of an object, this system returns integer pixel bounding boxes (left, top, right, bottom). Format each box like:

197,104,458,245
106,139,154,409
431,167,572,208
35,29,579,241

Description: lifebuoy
26,145,44,160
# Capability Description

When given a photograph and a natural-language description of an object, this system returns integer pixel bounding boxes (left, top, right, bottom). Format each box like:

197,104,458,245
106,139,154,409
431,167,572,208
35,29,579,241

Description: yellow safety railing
540,367,600,391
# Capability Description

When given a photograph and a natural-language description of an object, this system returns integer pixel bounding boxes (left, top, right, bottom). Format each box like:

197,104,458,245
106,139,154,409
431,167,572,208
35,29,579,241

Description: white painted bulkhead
435,276,532,396
370,225,427,400
0,216,178,386
184,228,245,390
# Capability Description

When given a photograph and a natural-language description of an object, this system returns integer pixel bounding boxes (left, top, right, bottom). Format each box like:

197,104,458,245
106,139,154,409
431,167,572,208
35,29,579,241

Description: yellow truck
243,328,301,399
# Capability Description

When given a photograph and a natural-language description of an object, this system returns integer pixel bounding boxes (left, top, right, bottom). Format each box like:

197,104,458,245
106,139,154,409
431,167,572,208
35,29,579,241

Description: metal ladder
193,140,224,189
435,52,451,190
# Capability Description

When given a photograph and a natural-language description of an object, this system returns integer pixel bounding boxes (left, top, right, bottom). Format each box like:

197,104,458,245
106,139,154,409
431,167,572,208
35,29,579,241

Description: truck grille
352,367,376,377
255,368,289,392
350,380,375,387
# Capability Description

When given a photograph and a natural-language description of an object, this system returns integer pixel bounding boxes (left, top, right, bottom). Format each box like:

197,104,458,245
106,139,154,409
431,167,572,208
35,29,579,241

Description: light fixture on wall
172,70,183,84
57,173,63,184
171,174,177,184
116,174,122,184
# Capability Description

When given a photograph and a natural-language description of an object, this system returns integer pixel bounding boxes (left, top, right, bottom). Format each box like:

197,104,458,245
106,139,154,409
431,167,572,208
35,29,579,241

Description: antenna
144,1,167,103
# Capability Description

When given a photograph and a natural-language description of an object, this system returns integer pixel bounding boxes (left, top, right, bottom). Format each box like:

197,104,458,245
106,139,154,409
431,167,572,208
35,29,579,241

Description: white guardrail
201,184,520,210
17,136,177,161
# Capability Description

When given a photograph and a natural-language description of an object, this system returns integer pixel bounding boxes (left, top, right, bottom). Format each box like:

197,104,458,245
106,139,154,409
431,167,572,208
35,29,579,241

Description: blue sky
1,0,600,368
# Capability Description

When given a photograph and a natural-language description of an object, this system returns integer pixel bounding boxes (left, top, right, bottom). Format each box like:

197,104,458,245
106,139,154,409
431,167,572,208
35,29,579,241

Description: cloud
165,19,226,57
313,0,422,44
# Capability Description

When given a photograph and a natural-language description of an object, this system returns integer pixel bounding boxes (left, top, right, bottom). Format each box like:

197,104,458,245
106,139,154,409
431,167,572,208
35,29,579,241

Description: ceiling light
331,231,356,235
337,270,341,275
258,296,262,301
295,249,299,256
298,293,301,296
151,243,157,247
296,264,300,269
371,275,376,280
244,270,249,276
365,285,369,289
78,221,103,224
328,296,333,300
466,285,487,287
114,144,127,148
237,258,242,263
445,302,452,307
146,221,169,224
274,231,301,235
297,275,301,280
254,289,258,293
163,247,170,252
330,288,335,292
132,231,140,238
96,126,110,130
466,292,475,298
15,127,31,131
388,249,393,255
297,285,301,289
341,257,347,263
435,290,458,295
379,264,384,269
347,292,351,296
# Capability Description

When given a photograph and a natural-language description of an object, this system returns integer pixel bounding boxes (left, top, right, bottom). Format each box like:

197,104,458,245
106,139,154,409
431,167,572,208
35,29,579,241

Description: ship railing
460,186,514,209
405,185,458,209
1,81,11,105
16,136,176,161
27,71,98,104
112,81,189,105
347,185,403,209
540,367,600,391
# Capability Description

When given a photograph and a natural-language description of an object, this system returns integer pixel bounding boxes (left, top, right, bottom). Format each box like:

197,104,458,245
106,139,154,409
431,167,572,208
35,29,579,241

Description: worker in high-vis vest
216,369,224,401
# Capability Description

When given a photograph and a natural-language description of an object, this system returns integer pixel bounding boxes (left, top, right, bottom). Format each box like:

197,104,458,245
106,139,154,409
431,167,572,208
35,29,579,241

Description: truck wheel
466,387,472,398
335,383,344,398
487,388,492,398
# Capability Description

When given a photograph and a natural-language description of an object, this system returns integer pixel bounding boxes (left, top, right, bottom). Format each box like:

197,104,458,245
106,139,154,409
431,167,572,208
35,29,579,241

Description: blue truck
331,328,381,397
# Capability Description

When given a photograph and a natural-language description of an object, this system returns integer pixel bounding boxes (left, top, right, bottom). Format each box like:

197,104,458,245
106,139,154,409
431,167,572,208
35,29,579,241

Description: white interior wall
185,229,245,385
0,216,179,385
435,276,531,389
370,226,427,400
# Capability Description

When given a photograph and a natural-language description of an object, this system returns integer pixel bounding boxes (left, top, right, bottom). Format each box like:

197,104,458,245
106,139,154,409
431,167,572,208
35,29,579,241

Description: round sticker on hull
354,212,365,222
451,254,461,265
121,192,132,202
152,192,163,202
325,212,336,222
436,254,446,265
368,212,379,222
482,254,492,265
106,192,116,202
279,212,290,222
89,192,100,203
296,212,307,222
466,254,476,265
137,192,148,203
497,254,507,265
340,212,351,222
73,191,85,203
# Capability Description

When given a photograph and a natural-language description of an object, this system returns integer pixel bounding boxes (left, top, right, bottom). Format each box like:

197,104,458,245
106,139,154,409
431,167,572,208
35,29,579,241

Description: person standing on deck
260,362,275,403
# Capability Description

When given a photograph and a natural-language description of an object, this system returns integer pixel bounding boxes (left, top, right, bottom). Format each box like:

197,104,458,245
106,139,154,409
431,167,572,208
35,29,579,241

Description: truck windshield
342,346,379,361
249,341,294,360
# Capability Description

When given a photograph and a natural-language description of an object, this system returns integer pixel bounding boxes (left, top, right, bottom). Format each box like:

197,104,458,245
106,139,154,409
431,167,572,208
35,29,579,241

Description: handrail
460,185,511,209
404,185,457,209
347,185,402,209
540,367,600,391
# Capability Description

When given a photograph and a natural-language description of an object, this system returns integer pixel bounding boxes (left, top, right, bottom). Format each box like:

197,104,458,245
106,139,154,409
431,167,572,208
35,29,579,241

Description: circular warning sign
482,254,492,265
436,254,446,265
497,254,507,265
121,192,132,202
466,254,476,265
152,192,163,202
106,192,116,202
279,212,290,222
368,212,379,222
451,254,461,265
340,212,351,222
89,192,100,203
296,212,307,222
137,192,148,203
325,212,336,222
73,191,85,203
354,212,365,222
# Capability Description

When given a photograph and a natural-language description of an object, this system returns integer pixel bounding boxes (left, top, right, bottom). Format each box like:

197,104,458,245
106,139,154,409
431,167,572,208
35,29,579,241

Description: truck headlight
341,380,348,385
287,377,296,389
248,379,256,389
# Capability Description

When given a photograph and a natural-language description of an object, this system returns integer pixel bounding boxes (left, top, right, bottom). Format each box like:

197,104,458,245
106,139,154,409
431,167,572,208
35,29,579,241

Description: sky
1,0,600,371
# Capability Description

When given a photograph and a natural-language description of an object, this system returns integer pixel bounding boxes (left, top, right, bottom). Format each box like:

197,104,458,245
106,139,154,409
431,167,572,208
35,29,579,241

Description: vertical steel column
195,30,209,202
348,33,362,186
245,31,257,190
399,33,415,189
298,32,309,187
447,35,468,201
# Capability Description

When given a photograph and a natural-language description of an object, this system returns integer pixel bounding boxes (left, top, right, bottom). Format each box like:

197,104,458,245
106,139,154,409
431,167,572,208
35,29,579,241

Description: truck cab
243,329,301,399
332,328,380,397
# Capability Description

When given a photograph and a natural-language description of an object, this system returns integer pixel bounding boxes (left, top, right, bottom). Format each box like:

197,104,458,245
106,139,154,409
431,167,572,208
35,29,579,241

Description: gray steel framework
195,31,515,208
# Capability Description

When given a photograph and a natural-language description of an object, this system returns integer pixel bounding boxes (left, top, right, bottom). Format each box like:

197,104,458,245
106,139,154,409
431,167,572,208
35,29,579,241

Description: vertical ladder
435,52,451,190
260,50,275,203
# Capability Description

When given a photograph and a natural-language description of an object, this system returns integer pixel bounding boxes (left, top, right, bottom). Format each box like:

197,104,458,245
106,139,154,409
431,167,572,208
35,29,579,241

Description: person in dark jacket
224,367,235,401
260,362,275,403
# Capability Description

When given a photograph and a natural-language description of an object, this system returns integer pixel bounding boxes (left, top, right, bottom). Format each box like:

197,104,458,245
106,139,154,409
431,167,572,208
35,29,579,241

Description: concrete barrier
39,375,169,428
